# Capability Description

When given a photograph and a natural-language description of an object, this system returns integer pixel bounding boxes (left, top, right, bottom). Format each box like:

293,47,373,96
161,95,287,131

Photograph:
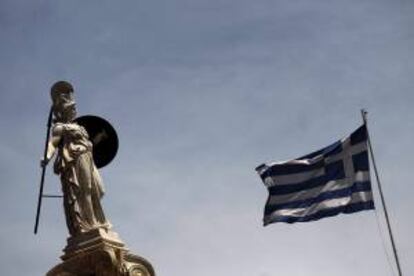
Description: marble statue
41,81,155,276
42,81,111,236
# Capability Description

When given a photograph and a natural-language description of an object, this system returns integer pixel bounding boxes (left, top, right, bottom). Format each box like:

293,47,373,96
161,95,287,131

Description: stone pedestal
47,229,155,276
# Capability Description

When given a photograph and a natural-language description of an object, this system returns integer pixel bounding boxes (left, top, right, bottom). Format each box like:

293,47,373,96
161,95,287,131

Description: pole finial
360,109,368,125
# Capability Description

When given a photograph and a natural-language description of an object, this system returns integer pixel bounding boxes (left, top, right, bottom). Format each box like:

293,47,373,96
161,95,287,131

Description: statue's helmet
51,81,74,104
50,81,76,120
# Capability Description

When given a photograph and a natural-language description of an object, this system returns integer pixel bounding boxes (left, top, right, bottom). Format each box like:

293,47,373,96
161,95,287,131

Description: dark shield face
74,115,118,168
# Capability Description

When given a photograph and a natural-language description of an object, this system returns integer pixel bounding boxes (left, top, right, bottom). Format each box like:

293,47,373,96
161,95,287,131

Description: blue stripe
262,159,325,177
265,181,372,215
323,140,343,158
350,125,367,145
268,160,346,195
264,201,375,225
298,140,342,160
261,141,344,178
352,150,369,172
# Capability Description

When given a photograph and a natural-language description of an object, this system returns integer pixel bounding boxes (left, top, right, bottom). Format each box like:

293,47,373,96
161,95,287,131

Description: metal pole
361,109,403,276
34,106,53,234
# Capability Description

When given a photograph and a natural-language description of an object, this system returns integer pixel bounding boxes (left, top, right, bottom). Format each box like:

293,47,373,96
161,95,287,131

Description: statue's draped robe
53,122,110,236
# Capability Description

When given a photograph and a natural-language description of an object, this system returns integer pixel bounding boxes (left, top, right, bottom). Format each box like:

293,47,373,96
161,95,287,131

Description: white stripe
268,190,373,218
264,168,325,187
341,138,356,186
265,155,324,167
268,171,370,205
259,155,324,177
325,139,367,164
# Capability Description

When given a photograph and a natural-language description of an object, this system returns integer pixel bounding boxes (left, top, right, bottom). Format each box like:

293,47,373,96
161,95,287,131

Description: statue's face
62,91,74,104
56,91,77,122
64,103,77,122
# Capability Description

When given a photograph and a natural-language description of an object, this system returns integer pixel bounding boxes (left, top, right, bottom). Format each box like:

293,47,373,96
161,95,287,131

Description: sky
0,0,413,275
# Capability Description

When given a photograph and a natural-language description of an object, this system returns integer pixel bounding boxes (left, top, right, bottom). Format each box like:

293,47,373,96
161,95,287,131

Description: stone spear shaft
34,106,53,234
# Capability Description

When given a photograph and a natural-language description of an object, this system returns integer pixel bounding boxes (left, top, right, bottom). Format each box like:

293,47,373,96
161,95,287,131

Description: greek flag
256,125,375,225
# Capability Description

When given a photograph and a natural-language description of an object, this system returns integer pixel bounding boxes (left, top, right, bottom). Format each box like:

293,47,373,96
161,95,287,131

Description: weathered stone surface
47,229,155,276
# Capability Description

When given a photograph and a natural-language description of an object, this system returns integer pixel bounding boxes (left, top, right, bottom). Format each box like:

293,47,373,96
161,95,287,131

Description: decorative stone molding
47,229,155,276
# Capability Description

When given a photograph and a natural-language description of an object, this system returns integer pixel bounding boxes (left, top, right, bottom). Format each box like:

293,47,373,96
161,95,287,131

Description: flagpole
360,109,403,276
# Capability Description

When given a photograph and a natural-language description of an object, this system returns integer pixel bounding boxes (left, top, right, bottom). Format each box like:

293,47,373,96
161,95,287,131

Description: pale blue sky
0,0,413,275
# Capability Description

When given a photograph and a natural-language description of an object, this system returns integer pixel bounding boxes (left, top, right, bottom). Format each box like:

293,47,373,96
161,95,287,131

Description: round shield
75,115,118,168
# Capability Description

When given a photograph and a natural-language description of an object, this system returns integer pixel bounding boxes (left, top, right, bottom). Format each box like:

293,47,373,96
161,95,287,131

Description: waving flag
256,125,374,225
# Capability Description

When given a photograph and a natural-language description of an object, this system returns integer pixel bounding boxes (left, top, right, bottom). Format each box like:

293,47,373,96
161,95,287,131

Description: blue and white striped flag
256,125,375,225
